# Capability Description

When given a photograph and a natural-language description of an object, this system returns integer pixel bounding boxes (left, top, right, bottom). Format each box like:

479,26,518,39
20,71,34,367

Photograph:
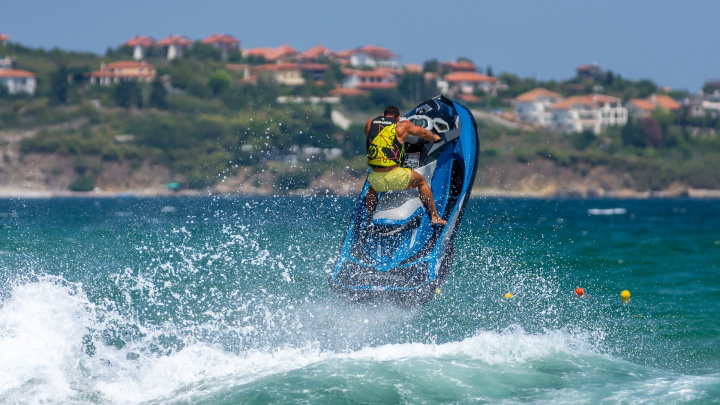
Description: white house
157,34,192,60
0,56,15,70
437,72,504,97
625,94,681,120
201,34,240,59
346,45,401,69
253,63,305,86
0,69,36,94
342,68,398,90
302,44,335,62
551,94,627,134
513,88,565,127
89,61,156,86
123,35,156,60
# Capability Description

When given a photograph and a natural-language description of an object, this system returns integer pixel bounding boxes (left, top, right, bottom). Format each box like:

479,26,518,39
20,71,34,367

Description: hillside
1,41,720,198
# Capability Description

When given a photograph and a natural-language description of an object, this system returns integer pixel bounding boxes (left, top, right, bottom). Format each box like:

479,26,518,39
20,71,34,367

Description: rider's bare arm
397,121,441,143
363,119,372,136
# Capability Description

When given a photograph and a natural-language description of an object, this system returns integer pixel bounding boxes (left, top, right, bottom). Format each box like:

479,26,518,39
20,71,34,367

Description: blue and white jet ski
329,95,479,305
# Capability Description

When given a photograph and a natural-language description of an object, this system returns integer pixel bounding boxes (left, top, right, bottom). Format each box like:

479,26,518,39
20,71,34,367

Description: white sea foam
1,276,717,404
588,208,627,215
0,276,96,403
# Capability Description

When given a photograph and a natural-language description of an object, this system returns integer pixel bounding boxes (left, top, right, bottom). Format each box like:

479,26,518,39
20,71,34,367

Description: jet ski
329,95,479,305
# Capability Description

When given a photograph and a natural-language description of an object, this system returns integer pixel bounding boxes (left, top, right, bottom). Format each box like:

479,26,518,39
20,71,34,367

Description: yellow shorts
368,168,412,192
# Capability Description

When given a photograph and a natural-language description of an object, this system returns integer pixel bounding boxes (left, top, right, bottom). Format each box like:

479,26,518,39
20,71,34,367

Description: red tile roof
89,71,155,79
442,61,477,72
591,94,621,104
335,49,352,58
628,99,655,111
0,69,35,78
551,96,595,110
457,93,481,102
329,88,370,97
653,94,681,110
244,45,298,61
157,34,192,46
514,88,564,102
303,44,335,60
239,76,257,85
551,94,621,110
0,33,10,42
404,63,423,73
201,34,239,45
443,72,497,83
352,45,395,59
103,61,154,69
244,47,272,57
252,63,301,72
265,44,298,61
124,35,156,47
299,63,329,71
343,69,396,79
355,82,398,90
89,61,155,78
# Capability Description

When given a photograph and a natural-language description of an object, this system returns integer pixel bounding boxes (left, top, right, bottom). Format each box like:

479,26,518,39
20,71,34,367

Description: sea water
0,196,719,404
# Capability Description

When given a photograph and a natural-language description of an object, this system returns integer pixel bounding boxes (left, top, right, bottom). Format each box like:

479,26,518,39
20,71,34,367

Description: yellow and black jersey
366,116,404,168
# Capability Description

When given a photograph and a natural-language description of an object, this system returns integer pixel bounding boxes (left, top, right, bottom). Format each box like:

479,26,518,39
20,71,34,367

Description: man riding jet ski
330,96,479,305
364,105,447,226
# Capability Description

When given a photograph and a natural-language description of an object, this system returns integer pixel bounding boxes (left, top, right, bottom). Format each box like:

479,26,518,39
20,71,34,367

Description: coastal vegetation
1,41,719,194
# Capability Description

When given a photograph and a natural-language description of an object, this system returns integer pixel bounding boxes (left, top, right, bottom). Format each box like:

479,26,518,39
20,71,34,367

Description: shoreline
2,186,720,199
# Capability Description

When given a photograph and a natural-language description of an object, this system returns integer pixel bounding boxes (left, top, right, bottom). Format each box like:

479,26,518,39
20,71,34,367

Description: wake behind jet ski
329,96,479,305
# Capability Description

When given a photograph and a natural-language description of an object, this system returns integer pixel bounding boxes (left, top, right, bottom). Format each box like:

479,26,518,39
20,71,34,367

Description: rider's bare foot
431,215,447,226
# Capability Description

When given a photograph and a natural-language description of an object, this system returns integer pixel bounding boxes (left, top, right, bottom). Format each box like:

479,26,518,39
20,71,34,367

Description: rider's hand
433,134,441,142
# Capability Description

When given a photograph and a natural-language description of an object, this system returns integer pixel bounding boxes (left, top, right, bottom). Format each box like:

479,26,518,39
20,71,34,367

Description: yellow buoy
435,288,441,294
621,290,631,302
504,293,513,298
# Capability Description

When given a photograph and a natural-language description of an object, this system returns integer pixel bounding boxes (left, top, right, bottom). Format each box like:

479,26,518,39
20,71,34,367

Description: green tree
603,70,615,86
0,82,11,99
643,117,663,148
322,62,344,91
113,81,141,108
621,119,646,148
49,65,69,104
208,69,231,95
186,42,222,61
423,59,439,73
169,61,194,90
148,79,167,108
572,130,596,150
635,79,658,99
68,175,95,192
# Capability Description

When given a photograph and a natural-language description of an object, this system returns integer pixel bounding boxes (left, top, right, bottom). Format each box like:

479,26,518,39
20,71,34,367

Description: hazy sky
1,0,717,91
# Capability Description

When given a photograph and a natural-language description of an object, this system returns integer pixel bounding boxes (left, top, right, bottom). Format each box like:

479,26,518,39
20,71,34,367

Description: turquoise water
1,196,719,404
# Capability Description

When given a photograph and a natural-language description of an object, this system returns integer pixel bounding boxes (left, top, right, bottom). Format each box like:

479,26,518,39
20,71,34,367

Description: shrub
536,146,572,166
275,169,313,191
572,130,596,150
515,148,532,163
208,69,231,95
68,175,95,192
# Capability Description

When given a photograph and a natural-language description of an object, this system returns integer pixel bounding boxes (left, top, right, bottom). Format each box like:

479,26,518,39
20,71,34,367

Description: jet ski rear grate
339,261,429,289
